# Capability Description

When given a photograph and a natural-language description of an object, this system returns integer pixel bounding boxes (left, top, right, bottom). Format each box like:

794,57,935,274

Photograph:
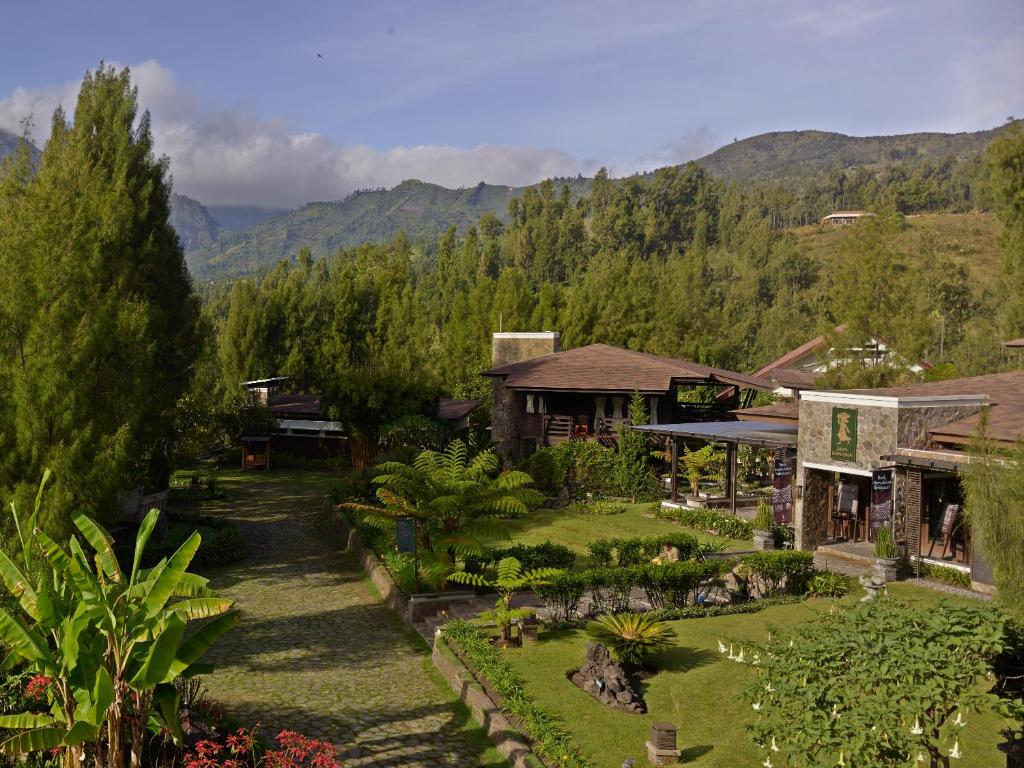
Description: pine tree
0,64,200,528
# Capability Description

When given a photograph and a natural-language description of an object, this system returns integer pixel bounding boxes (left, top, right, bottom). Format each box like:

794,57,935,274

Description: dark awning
880,453,965,473
635,420,798,449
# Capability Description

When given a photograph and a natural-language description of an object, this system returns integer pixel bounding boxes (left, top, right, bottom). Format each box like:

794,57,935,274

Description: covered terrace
635,420,798,516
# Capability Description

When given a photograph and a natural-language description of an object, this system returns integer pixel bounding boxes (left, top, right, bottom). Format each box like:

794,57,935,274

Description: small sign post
772,457,794,524
869,469,893,540
395,517,419,590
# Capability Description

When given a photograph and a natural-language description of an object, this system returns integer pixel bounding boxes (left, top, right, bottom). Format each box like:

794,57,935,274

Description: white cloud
781,0,895,38
0,61,595,208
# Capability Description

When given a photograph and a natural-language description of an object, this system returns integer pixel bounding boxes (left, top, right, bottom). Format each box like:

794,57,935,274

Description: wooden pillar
727,442,738,516
669,437,679,503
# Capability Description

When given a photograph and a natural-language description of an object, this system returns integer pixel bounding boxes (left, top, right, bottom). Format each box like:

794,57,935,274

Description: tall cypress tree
0,64,200,529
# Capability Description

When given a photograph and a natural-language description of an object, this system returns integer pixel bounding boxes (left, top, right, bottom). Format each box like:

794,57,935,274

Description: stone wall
798,400,898,472
897,404,983,450
491,332,560,368
797,468,831,549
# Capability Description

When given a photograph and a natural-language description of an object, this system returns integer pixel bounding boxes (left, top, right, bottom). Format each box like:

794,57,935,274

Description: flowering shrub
185,728,341,768
24,675,52,706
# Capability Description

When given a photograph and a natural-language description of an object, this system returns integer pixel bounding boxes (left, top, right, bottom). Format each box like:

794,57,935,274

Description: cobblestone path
201,472,505,768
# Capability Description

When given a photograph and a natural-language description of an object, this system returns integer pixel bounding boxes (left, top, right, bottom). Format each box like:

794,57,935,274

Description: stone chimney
491,331,560,367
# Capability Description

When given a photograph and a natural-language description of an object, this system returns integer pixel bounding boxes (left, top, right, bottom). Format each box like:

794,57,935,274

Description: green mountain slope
0,128,40,165
189,177,589,280
695,124,1017,181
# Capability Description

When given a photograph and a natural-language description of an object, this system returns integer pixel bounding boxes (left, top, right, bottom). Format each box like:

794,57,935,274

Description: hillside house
820,210,875,225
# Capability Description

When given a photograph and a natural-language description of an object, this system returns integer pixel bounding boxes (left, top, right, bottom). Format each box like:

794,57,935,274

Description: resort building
483,332,772,460
820,210,875,225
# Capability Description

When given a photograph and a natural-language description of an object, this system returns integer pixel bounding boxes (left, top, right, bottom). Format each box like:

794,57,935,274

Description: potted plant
873,526,900,582
752,498,775,550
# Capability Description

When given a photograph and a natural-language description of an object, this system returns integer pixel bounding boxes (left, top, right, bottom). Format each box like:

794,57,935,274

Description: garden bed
501,584,1012,768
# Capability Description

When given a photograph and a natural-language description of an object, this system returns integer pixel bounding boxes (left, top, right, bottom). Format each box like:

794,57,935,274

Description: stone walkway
200,472,504,767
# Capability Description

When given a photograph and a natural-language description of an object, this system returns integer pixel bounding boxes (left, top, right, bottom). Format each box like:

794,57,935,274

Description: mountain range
2,123,1015,281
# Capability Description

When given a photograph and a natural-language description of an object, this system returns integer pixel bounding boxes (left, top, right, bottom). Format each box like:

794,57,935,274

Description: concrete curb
432,638,536,768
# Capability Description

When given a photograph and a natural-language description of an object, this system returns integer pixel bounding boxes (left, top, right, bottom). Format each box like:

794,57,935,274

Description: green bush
518,441,626,498
739,551,815,596
466,541,576,573
806,570,850,598
655,505,754,540
534,571,587,622
586,612,677,665
637,559,733,608
544,595,806,629
752,499,773,531
874,526,899,558
921,563,972,589
584,500,626,516
329,467,378,503
381,551,418,593
444,620,593,768
132,515,246,570
586,533,701,567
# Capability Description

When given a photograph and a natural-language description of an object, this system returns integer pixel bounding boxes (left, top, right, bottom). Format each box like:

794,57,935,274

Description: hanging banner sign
772,458,794,524
395,517,417,554
869,470,893,538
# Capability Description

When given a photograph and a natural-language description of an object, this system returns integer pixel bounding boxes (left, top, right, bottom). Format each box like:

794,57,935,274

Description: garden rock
569,642,646,714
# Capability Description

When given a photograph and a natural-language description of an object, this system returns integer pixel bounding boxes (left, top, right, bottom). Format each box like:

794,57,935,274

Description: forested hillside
187,124,1015,280
169,194,221,253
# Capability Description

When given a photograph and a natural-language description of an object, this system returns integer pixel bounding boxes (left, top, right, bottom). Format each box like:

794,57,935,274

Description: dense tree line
199,134,1024,431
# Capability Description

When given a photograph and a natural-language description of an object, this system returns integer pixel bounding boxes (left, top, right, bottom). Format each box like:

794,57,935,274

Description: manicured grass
501,503,750,564
503,584,1010,768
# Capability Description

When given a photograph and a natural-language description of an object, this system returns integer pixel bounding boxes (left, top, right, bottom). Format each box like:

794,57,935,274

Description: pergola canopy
635,420,798,449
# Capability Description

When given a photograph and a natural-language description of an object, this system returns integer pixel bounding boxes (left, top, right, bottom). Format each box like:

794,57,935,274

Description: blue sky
1,0,1021,207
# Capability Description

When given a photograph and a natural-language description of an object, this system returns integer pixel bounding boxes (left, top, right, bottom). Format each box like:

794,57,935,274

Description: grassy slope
504,584,1009,768
500,503,749,564
792,212,1004,290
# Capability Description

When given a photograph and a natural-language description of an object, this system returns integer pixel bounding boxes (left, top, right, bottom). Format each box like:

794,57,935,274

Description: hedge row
444,619,593,768
738,551,815,597
544,595,807,629
654,505,755,540
465,541,577,573
534,559,733,621
586,533,700,567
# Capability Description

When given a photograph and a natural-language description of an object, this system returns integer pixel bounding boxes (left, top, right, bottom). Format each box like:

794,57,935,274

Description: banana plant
0,473,239,768
448,556,561,643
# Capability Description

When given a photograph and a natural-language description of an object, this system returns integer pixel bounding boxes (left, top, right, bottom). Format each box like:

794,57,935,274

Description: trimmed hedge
535,559,734,621
738,550,815,596
139,516,246,569
544,595,807,629
654,505,754,540
444,620,593,768
586,533,700,567
921,563,972,589
465,541,577,573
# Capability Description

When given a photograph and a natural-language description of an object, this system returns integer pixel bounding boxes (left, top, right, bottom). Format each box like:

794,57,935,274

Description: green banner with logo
831,407,858,461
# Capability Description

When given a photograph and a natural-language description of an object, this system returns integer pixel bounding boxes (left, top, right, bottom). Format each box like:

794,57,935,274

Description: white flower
765,682,774,693
952,712,966,727
830,704,841,719
916,753,925,763
910,717,923,736
752,702,762,711
718,638,728,653
837,749,846,767
789,639,794,647
735,647,746,663
762,758,773,768
770,736,780,753
753,653,761,665
728,644,737,660
949,739,962,759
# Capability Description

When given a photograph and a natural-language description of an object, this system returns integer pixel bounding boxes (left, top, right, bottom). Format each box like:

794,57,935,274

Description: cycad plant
448,556,561,643
0,473,238,768
343,440,541,586
681,445,725,498
586,612,677,666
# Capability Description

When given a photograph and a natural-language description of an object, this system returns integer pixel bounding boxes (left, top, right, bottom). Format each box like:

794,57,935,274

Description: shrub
739,551,815,596
132,515,246,570
921,562,972,589
585,500,626,516
466,541,576,573
587,534,701,567
637,559,733,608
806,570,850,598
586,612,677,665
329,467,377,503
381,551,418,593
655,505,754,540
518,441,626,498
535,571,587,621
444,620,593,767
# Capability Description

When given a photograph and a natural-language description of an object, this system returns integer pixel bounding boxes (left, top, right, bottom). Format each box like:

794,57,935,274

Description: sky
0,0,1021,208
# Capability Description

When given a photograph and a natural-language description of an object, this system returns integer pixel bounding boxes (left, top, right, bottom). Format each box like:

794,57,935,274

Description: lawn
502,584,1011,768
500,502,750,564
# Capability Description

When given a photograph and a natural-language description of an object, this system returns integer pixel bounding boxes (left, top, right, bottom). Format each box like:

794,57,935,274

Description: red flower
24,675,52,704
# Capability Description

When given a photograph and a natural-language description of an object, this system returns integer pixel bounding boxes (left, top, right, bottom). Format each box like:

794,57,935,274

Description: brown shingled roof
733,401,800,424
1005,338,1024,349
844,370,1024,446
437,398,480,421
482,343,772,393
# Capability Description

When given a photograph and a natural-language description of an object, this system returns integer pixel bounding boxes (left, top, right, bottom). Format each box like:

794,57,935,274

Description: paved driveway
200,471,504,768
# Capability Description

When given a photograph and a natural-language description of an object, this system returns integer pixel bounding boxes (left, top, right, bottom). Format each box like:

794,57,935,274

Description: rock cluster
569,642,646,713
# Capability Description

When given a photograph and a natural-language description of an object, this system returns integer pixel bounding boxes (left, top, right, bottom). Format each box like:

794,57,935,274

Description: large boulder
569,642,646,714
